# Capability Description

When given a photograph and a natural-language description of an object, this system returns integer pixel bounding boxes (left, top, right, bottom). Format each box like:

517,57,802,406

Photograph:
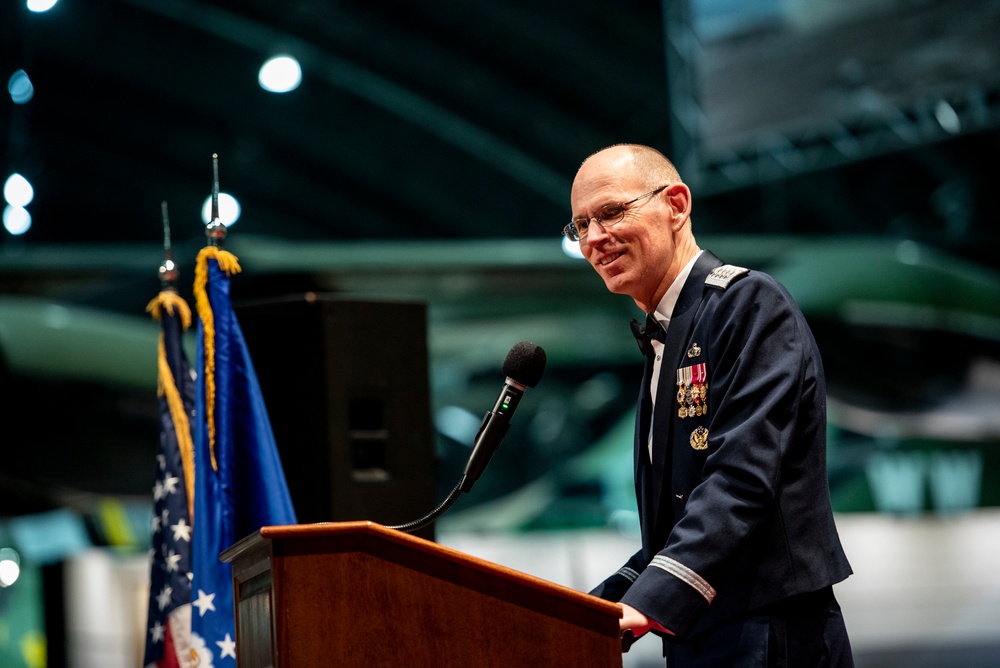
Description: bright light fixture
0,548,20,587
4,173,34,207
27,0,58,12
3,205,32,235
8,70,34,104
201,193,241,227
258,55,302,93
561,235,584,259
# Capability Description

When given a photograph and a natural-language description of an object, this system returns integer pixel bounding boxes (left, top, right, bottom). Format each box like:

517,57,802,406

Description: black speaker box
235,293,437,541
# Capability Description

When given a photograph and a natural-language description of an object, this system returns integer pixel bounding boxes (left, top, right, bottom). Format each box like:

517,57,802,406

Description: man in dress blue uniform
567,144,854,666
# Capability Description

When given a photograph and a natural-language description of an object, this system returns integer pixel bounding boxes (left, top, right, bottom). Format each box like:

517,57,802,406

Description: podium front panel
224,523,623,667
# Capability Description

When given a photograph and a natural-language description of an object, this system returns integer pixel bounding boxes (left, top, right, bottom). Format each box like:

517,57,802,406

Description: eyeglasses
563,185,668,242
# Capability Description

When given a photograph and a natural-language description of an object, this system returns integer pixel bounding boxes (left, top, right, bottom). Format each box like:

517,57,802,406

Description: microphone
387,341,546,533
460,341,547,493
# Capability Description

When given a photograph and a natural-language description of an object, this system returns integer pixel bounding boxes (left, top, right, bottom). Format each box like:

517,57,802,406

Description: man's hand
619,603,674,638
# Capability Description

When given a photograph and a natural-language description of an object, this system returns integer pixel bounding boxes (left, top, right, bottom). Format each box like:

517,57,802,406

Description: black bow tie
630,313,666,357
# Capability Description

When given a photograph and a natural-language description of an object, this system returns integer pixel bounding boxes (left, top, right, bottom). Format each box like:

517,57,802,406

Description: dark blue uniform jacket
591,251,852,640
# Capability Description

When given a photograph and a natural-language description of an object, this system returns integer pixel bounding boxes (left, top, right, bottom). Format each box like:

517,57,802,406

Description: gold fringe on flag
193,246,242,472
146,290,192,329
146,290,196,519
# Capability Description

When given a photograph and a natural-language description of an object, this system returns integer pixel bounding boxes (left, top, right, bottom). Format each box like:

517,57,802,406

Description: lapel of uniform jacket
634,351,657,554
646,251,723,544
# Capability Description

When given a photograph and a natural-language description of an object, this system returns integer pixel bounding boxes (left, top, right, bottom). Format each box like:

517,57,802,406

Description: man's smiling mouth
599,252,624,266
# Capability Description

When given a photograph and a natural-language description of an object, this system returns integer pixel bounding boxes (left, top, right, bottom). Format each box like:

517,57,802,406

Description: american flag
144,292,196,668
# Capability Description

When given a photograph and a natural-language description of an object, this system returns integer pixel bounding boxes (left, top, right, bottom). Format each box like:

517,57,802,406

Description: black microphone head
503,341,546,387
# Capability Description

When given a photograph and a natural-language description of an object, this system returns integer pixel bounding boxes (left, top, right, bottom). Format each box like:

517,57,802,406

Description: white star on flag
150,620,165,643
217,633,237,659
156,585,173,611
166,550,183,572
193,589,216,617
171,518,192,542
162,475,180,495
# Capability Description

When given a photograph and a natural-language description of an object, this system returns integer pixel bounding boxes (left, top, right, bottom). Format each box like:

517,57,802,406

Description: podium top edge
221,522,622,620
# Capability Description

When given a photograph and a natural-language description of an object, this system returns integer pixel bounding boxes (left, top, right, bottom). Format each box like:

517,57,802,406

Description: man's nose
583,219,611,245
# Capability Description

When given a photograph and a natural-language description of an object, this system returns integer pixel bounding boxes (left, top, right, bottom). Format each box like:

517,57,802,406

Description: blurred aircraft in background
1,234,997,521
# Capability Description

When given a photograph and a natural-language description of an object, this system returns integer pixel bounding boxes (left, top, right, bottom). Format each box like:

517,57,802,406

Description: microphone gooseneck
387,342,546,534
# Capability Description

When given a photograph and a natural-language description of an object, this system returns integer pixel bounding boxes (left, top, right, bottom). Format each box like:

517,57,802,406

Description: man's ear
664,183,692,230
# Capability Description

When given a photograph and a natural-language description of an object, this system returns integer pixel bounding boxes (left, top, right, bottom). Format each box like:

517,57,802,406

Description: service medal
676,364,709,420
676,366,692,418
693,363,708,418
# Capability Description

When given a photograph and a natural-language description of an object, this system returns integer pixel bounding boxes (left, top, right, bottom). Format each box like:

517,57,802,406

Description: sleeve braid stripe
650,556,716,603
617,567,640,583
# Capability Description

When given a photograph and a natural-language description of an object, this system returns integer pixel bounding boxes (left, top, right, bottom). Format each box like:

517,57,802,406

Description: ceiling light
3,205,32,235
7,70,34,104
201,192,241,227
4,173,34,207
0,548,20,587
258,55,302,93
26,0,58,12
561,235,584,259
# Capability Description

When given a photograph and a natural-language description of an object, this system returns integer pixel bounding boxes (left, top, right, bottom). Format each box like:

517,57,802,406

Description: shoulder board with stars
705,264,749,289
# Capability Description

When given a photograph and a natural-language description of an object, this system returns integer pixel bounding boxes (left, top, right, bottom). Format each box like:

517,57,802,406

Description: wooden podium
221,522,624,667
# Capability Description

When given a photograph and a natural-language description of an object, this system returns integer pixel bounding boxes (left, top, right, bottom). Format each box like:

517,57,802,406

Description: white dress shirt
647,250,703,461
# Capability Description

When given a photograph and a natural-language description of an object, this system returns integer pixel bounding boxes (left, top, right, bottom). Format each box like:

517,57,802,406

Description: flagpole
159,201,180,288
206,153,226,248
190,152,297,664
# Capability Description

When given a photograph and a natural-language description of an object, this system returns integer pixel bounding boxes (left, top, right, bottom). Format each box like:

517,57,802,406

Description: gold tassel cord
157,333,196,519
193,246,242,472
145,289,192,328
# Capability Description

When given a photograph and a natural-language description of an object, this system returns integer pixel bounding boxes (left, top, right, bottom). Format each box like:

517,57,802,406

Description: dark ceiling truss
693,80,1000,196
664,0,1000,195
125,0,570,203
3,0,673,246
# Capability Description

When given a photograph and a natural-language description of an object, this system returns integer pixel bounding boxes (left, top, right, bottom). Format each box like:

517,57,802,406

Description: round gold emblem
690,426,709,450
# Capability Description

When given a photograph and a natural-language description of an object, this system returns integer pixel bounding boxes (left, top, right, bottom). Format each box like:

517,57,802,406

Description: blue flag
143,291,196,668
190,247,297,663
